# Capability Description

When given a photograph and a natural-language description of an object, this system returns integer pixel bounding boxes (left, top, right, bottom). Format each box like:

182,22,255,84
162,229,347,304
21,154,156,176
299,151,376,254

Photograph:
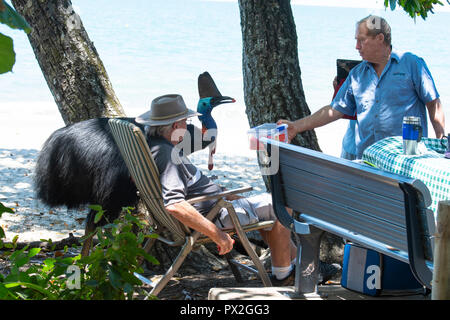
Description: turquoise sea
1,0,449,156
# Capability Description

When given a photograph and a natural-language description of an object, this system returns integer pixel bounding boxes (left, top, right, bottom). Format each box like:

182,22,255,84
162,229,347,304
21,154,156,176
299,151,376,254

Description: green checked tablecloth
362,136,450,216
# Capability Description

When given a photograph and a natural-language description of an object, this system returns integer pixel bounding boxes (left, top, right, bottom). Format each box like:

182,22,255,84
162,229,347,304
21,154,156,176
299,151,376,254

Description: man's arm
426,98,446,139
165,200,234,255
278,105,344,141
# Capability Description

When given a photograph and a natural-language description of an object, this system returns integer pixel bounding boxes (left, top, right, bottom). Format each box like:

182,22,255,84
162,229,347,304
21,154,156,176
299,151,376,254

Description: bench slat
281,166,407,227
279,148,406,199
285,185,409,252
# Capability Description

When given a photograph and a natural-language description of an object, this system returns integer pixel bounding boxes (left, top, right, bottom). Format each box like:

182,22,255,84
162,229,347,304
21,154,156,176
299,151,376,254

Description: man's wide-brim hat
136,94,200,126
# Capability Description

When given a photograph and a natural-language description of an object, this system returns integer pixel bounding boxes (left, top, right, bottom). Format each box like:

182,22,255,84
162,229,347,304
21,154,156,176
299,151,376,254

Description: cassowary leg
81,210,96,257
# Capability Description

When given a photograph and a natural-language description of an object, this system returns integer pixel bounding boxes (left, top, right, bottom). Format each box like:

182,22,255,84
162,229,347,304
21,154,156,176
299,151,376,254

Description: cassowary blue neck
197,97,217,129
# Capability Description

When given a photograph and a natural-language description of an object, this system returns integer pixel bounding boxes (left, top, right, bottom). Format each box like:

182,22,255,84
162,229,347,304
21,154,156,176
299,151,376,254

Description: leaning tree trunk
238,0,320,150
12,0,125,125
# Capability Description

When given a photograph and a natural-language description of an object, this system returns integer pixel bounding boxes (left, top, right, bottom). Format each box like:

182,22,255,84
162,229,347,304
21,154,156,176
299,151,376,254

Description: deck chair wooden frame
108,119,273,297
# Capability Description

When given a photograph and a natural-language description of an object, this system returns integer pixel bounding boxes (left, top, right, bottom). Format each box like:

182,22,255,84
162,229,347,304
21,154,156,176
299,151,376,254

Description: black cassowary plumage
34,117,142,227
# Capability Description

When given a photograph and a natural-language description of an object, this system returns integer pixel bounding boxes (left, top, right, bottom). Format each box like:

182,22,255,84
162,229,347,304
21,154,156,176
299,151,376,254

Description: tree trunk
238,1,346,266
432,201,450,300
238,0,320,150
11,0,125,125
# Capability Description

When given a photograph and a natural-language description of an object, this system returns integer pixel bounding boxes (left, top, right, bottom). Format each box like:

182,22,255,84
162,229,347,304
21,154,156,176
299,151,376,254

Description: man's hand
215,232,235,255
166,200,235,255
277,119,299,142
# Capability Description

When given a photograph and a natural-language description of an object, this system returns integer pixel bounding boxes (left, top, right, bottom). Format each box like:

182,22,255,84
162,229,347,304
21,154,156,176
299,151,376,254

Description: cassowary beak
210,96,235,107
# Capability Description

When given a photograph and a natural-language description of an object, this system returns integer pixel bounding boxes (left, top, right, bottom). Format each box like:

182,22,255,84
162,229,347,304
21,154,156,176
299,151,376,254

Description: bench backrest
265,140,436,288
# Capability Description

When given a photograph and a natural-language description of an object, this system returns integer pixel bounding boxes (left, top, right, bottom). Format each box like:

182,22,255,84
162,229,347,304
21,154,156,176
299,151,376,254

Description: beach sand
0,100,345,243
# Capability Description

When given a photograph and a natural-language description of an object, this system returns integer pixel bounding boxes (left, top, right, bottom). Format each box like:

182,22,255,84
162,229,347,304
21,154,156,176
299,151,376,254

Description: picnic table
362,136,450,216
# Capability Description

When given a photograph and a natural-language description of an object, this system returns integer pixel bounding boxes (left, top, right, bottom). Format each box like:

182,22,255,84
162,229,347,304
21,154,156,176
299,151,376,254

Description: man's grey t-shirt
148,136,221,215
148,135,276,231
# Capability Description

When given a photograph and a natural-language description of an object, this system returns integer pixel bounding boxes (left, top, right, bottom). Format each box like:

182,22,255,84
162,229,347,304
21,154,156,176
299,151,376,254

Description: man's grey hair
145,124,173,138
357,15,392,47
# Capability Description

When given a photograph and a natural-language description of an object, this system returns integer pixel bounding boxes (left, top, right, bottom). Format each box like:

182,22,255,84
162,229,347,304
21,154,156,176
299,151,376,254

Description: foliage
385,0,450,19
0,31,14,73
0,0,30,32
0,203,159,300
0,0,30,74
0,201,14,249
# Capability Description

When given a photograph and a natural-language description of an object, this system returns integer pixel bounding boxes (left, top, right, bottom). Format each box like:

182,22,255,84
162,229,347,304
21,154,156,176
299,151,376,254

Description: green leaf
142,252,159,266
0,1,31,33
0,32,15,74
89,204,105,224
14,255,29,268
4,282,57,300
145,233,159,239
28,247,41,258
88,204,103,212
12,234,18,246
107,265,122,289
94,210,103,224
0,202,14,215
42,259,55,273
389,0,397,10
85,279,99,287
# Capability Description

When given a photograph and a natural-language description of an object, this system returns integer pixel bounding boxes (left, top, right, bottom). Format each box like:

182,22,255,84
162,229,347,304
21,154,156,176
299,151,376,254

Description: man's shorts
215,193,276,231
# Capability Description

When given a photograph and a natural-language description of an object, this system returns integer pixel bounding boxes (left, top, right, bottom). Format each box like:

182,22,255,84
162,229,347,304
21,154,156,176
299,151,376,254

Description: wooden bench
263,140,436,294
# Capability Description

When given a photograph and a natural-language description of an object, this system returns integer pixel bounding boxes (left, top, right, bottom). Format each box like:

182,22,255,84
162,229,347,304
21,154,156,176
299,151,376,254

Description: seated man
136,94,297,285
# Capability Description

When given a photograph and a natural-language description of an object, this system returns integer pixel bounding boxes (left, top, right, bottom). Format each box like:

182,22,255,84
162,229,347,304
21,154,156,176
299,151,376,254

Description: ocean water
1,0,449,157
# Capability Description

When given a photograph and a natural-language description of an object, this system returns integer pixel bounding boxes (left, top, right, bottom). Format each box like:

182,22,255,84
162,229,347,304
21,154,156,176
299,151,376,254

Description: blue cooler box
341,243,424,296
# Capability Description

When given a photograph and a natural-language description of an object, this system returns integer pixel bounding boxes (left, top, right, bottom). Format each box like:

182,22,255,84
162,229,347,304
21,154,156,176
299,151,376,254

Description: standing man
279,15,445,159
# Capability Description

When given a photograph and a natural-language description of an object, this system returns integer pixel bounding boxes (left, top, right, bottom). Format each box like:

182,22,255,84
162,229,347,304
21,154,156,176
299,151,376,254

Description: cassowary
33,72,234,255
197,72,235,170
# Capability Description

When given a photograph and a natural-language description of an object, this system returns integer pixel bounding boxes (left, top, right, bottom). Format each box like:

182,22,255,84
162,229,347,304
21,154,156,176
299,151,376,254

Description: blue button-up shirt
332,50,439,158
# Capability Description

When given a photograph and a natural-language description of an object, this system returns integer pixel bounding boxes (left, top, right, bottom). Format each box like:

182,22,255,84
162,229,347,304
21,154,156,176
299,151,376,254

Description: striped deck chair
108,119,273,297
